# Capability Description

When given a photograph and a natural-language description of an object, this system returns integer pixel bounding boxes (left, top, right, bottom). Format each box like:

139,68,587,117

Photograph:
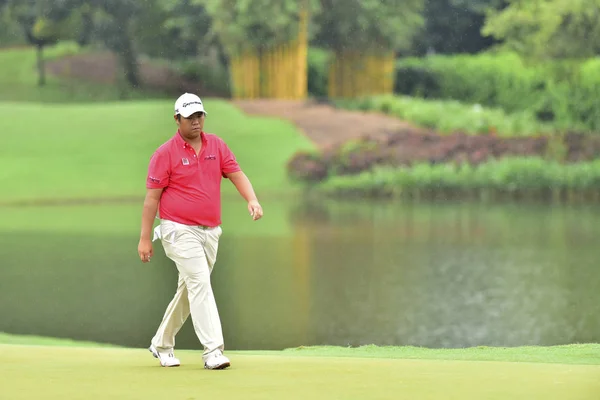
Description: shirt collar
175,130,206,149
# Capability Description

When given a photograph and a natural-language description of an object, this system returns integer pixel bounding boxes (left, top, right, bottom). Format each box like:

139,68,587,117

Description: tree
199,0,317,99
2,0,82,86
139,0,214,61
482,0,600,60
313,0,425,97
411,0,506,55
84,0,145,88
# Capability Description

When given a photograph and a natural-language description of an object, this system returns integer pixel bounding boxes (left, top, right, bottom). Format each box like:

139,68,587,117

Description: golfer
137,93,263,370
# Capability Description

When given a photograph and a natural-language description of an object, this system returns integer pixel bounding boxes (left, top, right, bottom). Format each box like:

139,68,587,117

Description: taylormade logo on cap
174,93,207,117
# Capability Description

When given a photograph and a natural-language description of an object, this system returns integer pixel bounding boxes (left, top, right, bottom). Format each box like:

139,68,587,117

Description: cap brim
176,105,207,117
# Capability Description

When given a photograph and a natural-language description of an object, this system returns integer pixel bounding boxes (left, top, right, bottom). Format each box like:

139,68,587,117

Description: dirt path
233,99,425,149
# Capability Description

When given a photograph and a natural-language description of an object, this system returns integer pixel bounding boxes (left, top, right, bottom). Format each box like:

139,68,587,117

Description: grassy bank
1,334,598,400
310,157,600,201
334,95,554,136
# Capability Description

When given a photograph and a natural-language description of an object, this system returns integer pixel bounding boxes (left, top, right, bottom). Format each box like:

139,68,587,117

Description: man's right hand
138,238,153,263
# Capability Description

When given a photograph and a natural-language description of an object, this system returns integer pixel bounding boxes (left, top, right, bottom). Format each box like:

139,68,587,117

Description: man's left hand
248,200,263,221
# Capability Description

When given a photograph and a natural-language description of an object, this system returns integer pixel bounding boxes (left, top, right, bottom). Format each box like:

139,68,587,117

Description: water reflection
0,198,598,350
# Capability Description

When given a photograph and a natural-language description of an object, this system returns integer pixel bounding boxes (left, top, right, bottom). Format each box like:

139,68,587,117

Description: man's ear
174,115,180,125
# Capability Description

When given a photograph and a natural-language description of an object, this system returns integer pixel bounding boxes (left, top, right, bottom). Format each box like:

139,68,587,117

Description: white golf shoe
204,350,231,370
149,344,181,367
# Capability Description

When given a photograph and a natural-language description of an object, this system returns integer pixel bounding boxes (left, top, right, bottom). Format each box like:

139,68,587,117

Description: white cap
174,93,207,117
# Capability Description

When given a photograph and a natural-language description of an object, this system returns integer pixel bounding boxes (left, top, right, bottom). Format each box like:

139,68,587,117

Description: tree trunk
36,44,46,87
120,38,140,88
115,18,140,88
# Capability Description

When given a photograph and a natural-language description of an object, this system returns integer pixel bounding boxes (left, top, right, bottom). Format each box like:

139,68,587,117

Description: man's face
176,112,205,139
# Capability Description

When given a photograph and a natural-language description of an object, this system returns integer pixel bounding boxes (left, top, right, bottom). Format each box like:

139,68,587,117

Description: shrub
177,58,231,97
316,157,600,199
395,52,600,133
396,52,549,117
334,95,553,136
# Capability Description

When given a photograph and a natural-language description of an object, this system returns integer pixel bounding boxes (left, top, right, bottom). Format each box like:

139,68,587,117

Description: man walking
137,93,263,370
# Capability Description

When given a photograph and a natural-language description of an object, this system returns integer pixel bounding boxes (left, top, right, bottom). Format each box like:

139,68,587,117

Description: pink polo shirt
146,131,241,227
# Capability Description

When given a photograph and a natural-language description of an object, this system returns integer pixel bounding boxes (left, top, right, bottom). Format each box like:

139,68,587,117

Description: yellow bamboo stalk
369,53,378,96
358,52,366,97
269,46,275,98
289,39,296,99
246,51,252,99
298,38,306,99
277,43,284,98
253,50,260,99
272,45,278,98
292,39,298,99
234,52,243,99
337,52,343,98
374,53,382,95
356,52,364,97
248,51,254,99
337,52,344,98
351,51,358,97
283,41,290,99
281,43,287,98
242,51,248,99
270,45,276,98
230,54,238,99
343,51,351,98
299,10,308,99
294,38,300,99
259,48,265,98
261,47,268,98
348,51,355,97
386,51,395,93
264,47,269,98
342,51,348,97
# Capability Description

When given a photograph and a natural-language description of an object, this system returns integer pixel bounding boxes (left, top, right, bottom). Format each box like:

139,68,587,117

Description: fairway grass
2,342,599,400
0,99,314,204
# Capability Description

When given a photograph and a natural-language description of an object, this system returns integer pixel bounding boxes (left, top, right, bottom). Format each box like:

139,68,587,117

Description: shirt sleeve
146,151,170,189
220,141,242,177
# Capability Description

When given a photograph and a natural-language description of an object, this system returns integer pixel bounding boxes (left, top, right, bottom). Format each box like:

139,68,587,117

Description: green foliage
410,0,503,55
5,0,78,45
546,58,600,131
177,57,231,96
307,47,330,97
146,0,218,60
396,53,549,116
0,6,25,46
313,0,425,52
317,157,600,198
335,95,552,136
395,52,600,132
482,0,600,60
198,0,317,55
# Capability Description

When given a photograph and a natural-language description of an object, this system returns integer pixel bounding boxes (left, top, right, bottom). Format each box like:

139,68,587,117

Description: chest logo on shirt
182,158,190,166
205,154,217,160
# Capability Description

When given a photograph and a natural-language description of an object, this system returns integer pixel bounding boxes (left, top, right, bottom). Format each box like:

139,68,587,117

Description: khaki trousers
150,219,225,361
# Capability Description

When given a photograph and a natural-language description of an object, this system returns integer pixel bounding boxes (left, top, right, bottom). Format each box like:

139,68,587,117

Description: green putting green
2,343,599,400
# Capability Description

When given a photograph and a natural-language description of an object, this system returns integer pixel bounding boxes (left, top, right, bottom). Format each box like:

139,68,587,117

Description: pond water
1,197,598,350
